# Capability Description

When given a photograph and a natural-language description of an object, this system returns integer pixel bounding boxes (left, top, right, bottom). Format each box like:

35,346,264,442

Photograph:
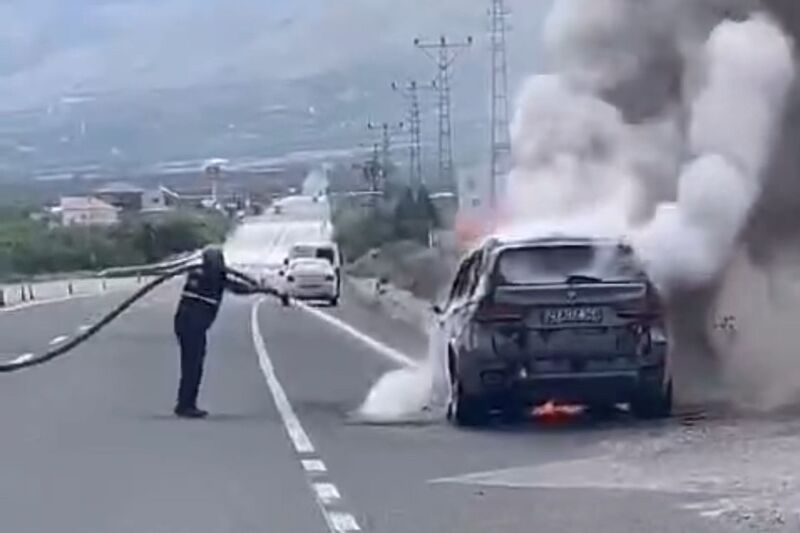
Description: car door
432,255,474,406
445,252,481,342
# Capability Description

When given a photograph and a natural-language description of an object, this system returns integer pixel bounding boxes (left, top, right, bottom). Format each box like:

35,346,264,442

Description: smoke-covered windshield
495,244,643,285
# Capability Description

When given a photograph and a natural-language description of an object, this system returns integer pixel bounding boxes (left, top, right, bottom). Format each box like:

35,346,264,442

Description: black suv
436,236,672,426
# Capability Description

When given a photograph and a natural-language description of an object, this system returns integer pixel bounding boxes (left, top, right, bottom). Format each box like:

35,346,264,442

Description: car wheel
447,375,488,428
329,296,339,307
281,294,290,307
631,379,673,420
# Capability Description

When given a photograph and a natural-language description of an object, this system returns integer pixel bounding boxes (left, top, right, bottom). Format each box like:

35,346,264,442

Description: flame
533,401,583,423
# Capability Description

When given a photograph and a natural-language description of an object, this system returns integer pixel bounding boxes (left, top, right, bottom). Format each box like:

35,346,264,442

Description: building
141,188,170,213
94,182,146,212
94,182,171,215
59,196,119,227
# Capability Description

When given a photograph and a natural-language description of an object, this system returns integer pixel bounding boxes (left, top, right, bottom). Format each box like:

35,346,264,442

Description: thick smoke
504,0,797,409
635,16,794,291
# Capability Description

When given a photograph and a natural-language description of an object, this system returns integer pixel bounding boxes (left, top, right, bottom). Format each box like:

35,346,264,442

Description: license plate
542,307,603,325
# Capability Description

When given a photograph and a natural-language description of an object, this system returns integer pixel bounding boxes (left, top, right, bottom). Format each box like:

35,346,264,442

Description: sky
0,0,551,111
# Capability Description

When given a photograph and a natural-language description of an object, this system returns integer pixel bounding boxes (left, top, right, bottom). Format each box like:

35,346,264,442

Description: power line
415,35,473,192
368,120,405,184
489,0,511,209
392,80,434,191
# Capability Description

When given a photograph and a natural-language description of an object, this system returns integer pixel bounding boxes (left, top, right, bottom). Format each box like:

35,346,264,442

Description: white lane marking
252,298,363,533
251,299,315,454
302,459,328,473
313,483,341,504
77,325,92,333
296,301,418,368
49,335,69,346
328,512,361,532
10,353,35,364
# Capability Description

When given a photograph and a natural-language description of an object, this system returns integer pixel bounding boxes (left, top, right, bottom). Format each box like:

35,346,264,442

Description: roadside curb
345,276,431,334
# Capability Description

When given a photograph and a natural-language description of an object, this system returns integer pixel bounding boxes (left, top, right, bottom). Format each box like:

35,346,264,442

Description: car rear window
316,248,336,264
290,245,336,264
495,244,643,285
290,246,316,259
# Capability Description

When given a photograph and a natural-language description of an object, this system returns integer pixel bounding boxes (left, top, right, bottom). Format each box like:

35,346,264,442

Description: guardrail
0,276,156,309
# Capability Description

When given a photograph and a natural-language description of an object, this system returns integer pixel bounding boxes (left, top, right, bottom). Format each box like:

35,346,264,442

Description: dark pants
176,328,208,409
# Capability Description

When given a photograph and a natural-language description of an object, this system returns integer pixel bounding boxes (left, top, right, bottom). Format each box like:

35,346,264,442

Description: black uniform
173,248,255,415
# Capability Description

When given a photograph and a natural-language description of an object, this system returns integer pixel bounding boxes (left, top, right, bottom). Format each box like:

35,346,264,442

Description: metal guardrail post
68,282,74,296
20,285,26,302
27,285,35,301
0,288,5,308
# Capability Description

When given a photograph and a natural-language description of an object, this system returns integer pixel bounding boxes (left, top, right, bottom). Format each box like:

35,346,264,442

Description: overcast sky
0,0,552,112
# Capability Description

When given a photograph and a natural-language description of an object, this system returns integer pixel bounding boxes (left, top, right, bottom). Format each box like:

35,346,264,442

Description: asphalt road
0,208,787,532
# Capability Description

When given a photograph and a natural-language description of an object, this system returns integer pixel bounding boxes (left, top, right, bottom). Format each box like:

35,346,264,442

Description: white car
280,258,339,307
286,242,342,294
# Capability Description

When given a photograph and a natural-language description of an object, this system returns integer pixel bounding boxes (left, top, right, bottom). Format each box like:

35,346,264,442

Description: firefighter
173,246,264,419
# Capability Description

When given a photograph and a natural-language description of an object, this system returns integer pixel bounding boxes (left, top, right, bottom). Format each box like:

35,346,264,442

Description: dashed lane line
10,353,34,365
313,483,341,505
303,460,328,473
328,512,361,532
49,335,69,346
251,298,362,533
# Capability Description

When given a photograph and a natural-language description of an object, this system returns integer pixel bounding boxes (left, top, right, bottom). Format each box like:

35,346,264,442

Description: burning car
435,235,672,426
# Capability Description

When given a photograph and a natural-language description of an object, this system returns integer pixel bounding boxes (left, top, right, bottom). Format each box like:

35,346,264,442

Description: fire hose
0,264,278,374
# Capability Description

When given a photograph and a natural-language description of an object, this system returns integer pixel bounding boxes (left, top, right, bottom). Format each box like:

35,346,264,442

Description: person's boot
174,405,209,419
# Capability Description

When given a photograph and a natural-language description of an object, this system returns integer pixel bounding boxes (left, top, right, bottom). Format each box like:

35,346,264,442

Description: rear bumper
461,360,666,405
286,283,337,300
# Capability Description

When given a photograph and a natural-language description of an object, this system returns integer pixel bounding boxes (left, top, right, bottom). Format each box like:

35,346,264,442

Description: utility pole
354,142,382,211
489,0,512,209
368,121,404,184
392,80,433,191
415,35,473,193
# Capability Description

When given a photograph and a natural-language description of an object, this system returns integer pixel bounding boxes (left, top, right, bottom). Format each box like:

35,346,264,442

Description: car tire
281,294,290,307
447,377,488,428
329,296,339,307
631,379,673,420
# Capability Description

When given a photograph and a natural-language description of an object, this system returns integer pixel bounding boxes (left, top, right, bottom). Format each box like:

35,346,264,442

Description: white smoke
302,165,330,198
634,16,795,292
357,325,450,424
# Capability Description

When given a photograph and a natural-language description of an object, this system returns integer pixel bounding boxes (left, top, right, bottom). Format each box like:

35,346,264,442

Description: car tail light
616,292,661,324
